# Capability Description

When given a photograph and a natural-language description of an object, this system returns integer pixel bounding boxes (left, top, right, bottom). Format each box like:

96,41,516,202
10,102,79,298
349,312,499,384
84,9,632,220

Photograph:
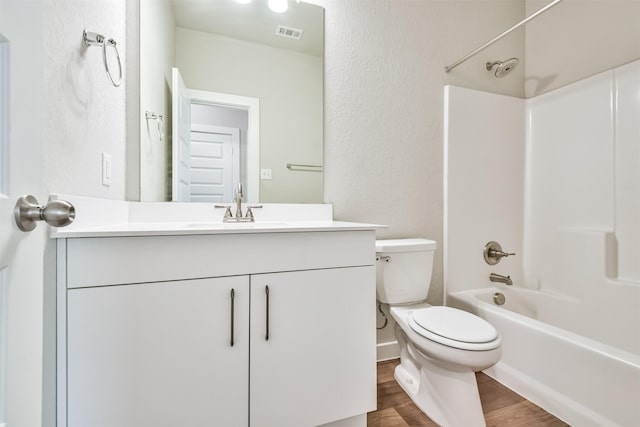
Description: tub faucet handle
491,249,515,258
484,241,515,265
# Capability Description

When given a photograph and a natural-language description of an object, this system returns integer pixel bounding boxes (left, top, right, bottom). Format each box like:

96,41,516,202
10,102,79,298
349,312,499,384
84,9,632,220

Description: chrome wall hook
83,29,122,87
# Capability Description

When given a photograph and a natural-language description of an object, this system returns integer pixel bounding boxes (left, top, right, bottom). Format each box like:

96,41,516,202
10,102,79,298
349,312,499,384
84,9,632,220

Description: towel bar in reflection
145,111,164,142
286,163,323,172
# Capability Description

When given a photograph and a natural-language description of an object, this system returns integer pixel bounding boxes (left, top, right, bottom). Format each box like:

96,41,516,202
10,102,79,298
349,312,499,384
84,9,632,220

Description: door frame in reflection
188,89,260,203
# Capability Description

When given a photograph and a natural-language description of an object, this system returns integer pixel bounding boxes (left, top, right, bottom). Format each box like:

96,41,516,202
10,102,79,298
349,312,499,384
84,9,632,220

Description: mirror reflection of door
171,67,191,202
169,70,251,204
170,69,260,203
190,123,241,203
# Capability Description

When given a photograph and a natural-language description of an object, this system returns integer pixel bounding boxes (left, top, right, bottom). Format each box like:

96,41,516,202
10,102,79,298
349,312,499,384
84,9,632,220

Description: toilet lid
409,306,500,350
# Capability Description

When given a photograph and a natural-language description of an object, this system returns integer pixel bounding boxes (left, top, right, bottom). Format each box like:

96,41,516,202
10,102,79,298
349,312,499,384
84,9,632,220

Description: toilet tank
376,238,437,304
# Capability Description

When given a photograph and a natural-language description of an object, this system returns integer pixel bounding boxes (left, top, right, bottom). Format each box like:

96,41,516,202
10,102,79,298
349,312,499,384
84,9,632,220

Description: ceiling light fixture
235,0,251,4
268,0,288,13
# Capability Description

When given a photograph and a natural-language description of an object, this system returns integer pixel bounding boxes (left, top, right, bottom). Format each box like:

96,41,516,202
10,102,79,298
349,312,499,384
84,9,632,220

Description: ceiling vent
276,25,303,40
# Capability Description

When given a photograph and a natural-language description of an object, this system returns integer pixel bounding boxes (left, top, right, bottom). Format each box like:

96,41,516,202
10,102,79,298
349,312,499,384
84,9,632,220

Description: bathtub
448,287,640,427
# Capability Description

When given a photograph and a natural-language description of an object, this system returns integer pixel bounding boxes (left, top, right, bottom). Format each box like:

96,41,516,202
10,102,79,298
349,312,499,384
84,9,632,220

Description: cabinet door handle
265,285,270,341
230,288,235,347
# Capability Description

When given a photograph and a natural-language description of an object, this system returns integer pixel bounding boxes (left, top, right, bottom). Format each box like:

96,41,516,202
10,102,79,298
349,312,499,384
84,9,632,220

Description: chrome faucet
490,273,513,286
215,183,262,222
234,182,244,219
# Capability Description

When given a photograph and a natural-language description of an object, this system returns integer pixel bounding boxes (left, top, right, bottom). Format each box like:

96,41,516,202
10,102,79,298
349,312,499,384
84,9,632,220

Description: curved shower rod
444,0,564,73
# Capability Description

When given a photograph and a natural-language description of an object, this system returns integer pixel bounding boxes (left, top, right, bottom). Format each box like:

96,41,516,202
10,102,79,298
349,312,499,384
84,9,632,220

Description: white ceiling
171,0,324,57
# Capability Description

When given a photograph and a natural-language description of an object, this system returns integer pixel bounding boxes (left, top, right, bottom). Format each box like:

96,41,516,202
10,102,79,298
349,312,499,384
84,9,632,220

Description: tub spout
490,273,512,286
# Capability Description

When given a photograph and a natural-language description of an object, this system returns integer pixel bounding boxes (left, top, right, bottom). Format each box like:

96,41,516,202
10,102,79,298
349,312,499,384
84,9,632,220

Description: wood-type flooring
367,359,570,427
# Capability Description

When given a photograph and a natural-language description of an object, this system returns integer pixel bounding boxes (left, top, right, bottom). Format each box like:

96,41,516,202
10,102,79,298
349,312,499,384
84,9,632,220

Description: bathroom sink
185,221,288,229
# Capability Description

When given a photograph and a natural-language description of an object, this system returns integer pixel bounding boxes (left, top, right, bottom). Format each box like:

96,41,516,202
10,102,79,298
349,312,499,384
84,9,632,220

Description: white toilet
376,238,501,427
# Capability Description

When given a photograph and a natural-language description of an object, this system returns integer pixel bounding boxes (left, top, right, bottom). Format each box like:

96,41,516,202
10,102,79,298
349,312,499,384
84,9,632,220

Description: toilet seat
408,306,500,351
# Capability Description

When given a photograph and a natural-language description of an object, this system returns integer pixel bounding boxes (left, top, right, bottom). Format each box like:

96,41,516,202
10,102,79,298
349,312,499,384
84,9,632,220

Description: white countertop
49,195,385,238
51,220,383,238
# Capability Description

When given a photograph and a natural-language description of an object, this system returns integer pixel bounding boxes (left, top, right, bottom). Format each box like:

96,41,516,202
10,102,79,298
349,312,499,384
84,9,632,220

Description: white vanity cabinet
67,276,250,427
250,267,374,427
56,229,377,427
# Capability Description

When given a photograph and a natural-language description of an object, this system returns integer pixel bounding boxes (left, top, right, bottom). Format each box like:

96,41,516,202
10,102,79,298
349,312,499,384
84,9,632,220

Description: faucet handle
490,249,516,258
215,205,233,219
483,241,515,265
244,205,262,221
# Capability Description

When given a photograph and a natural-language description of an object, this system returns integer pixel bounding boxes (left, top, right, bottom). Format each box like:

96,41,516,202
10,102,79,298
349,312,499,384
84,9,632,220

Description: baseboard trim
376,340,400,362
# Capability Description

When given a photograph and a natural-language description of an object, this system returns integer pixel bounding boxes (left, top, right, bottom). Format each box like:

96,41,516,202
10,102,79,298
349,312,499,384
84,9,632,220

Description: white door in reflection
189,125,240,203
172,67,192,202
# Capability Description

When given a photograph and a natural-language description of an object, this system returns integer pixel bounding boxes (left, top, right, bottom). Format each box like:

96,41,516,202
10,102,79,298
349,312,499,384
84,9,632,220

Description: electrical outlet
260,168,272,180
102,152,112,186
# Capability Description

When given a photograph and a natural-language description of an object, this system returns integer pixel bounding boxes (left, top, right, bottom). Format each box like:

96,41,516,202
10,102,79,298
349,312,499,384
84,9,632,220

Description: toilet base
394,353,486,427
392,317,489,427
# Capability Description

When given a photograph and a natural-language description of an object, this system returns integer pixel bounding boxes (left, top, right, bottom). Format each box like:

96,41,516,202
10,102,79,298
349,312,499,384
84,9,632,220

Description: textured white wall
315,0,525,346
176,28,323,203
139,0,174,201
44,0,127,200
320,0,525,313
525,0,640,97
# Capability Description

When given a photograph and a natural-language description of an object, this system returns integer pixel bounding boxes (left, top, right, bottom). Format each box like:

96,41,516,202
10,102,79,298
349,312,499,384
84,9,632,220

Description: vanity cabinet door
249,267,376,427
67,276,249,427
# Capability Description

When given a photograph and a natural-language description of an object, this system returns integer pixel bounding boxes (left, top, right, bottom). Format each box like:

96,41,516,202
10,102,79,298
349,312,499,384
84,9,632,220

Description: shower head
486,58,519,78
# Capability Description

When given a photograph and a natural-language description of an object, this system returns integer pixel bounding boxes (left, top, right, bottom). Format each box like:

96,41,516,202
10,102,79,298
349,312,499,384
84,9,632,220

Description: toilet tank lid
375,238,437,253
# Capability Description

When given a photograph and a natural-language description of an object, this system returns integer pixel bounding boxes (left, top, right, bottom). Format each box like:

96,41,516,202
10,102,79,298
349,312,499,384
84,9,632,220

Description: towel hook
83,30,122,87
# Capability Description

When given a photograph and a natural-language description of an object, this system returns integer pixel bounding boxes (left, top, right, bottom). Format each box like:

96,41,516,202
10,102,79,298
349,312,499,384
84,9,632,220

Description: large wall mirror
140,0,324,203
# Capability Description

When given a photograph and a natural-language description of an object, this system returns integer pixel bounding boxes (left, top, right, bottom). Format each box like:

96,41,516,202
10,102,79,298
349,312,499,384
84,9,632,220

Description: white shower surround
444,59,640,426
